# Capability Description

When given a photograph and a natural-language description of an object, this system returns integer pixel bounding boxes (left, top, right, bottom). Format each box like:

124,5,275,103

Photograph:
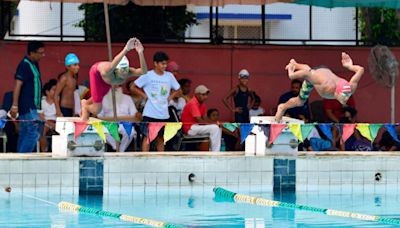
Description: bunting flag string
341,124,356,143
73,121,88,140
102,121,120,142
318,124,333,142
121,121,133,136
90,121,106,142
223,123,239,133
385,124,400,142
0,118,395,147
301,124,315,141
0,119,6,129
288,123,302,142
239,123,255,143
369,124,383,143
356,123,372,141
269,124,287,144
164,122,182,144
148,122,166,143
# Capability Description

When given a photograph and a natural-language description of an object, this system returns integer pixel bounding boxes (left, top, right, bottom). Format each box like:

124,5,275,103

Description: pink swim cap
336,80,352,94
167,61,179,72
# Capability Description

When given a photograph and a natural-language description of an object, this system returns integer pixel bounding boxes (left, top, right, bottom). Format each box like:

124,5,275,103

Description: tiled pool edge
1,152,400,194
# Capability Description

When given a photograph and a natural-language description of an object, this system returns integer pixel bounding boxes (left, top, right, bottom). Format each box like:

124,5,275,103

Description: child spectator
249,94,265,117
40,79,57,151
54,53,79,117
132,51,181,151
178,78,192,102
207,108,241,151
223,69,254,123
169,79,188,118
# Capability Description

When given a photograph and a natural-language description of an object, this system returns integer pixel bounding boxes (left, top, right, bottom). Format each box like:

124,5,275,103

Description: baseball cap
336,80,352,96
116,56,130,69
194,85,210,94
167,61,179,72
65,53,79,66
238,69,250,78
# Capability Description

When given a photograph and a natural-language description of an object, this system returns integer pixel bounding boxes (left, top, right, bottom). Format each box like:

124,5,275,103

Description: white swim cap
116,56,129,69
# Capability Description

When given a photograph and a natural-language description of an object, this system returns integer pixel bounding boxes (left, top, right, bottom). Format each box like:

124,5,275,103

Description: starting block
245,116,304,156
52,117,105,157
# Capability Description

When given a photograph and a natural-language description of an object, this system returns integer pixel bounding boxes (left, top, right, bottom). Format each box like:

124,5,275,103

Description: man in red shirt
181,85,222,151
323,96,355,123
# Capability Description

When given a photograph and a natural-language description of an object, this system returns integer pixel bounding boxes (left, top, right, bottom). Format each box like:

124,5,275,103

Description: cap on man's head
65,53,79,66
238,69,250,78
116,56,130,69
194,85,210,94
167,61,179,72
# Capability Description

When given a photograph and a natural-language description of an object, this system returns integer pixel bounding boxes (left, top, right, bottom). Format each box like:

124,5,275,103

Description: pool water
0,186,399,227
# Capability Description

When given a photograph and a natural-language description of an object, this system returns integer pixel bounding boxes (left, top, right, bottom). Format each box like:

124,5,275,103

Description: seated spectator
97,86,141,152
306,126,338,151
181,85,222,152
40,79,58,152
1,91,18,152
169,79,188,118
207,108,241,151
323,96,355,123
278,79,310,122
127,80,145,113
249,94,265,117
178,78,192,102
377,130,400,151
339,107,372,151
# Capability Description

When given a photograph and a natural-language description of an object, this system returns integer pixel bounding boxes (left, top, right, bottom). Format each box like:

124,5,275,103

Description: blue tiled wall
79,160,103,195
273,159,296,192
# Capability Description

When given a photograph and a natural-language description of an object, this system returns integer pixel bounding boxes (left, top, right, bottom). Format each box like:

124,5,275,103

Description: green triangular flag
102,121,120,142
369,124,383,142
301,123,315,140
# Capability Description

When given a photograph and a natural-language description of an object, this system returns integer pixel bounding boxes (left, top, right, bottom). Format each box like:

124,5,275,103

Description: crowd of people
0,40,399,153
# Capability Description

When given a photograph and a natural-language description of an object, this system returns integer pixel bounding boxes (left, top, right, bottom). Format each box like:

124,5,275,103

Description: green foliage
359,8,400,46
77,3,197,42
0,2,18,38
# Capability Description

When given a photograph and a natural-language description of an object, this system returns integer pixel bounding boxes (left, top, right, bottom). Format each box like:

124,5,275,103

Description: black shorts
140,116,169,137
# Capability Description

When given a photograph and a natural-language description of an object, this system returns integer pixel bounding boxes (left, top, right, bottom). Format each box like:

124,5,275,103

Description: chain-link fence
2,2,361,45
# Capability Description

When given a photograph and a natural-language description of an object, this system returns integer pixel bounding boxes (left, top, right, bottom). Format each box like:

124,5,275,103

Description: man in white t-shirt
132,52,181,151
97,86,141,152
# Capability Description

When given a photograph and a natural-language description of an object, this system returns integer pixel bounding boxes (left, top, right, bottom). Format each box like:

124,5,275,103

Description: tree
0,1,18,39
359,8,400,46
77,2,197,42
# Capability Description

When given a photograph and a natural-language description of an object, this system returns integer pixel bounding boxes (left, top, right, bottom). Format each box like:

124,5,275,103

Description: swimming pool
1,186,399,227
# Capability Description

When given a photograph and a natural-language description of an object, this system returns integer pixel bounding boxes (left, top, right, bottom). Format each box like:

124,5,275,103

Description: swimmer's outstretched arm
341,52,364,91
128,39,147,77
99,38,136,77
